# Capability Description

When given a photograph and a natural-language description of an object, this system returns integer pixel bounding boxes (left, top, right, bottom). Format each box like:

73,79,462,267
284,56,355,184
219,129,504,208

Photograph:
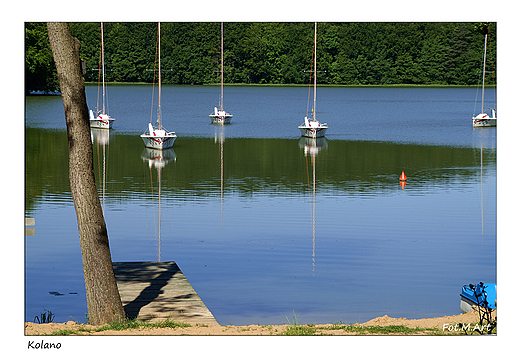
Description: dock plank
113,261,217,325
25,217,35,236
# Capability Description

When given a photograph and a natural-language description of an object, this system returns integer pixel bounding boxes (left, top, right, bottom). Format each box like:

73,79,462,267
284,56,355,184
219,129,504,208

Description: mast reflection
215,126,225,227
141,148,176,261
299,137,328,272
91,128,112,214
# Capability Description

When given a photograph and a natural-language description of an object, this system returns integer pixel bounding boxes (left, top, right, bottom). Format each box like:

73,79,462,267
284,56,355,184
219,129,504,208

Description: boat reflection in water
214,125,226,226
91,128,113,214
141,147,176,261
299,137,328,272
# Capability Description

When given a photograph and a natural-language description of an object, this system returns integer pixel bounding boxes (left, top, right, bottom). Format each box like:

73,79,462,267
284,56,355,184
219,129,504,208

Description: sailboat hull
90,119,114,129
472,113,496,127
473,118,496,127
141,133,177,150
210,108,232,125
299,125,328,138
89,112,114,129
210,114,232,125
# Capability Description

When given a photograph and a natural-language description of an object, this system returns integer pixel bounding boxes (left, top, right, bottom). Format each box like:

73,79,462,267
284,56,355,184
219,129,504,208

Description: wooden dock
25,217,35,236
113,261,217,325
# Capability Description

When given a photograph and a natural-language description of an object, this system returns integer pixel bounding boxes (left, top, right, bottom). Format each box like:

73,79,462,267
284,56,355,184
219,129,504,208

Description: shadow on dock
113,261,217,325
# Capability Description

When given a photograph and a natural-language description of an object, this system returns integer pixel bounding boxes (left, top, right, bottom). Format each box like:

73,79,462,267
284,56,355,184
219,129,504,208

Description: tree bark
47,22,126,325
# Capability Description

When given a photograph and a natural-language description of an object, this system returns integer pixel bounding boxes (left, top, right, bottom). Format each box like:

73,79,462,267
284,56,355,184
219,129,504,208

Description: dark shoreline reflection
26,130,496,213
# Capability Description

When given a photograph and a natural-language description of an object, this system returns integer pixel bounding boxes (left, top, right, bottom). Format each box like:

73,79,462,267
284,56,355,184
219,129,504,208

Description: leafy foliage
25,23,59,94
26,22,496,93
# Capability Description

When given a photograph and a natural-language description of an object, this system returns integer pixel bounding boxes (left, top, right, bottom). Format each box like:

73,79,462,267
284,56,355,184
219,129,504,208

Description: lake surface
25,85,496,325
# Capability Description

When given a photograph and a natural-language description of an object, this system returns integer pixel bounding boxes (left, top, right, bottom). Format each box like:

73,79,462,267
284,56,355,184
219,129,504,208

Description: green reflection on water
25,127,494,213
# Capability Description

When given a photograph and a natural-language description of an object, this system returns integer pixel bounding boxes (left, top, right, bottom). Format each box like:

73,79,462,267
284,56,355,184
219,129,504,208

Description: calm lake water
25,85,496,325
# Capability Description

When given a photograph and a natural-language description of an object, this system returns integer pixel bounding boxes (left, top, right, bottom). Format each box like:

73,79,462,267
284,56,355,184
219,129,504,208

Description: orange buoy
399,171,407,181
400,180,407,190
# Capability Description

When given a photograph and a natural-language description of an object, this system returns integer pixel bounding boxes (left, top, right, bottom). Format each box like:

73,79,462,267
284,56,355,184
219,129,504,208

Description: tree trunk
47,22,126,325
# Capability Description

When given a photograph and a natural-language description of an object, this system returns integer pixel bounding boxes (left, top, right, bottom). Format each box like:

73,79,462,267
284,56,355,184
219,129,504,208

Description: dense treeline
25,22,496,94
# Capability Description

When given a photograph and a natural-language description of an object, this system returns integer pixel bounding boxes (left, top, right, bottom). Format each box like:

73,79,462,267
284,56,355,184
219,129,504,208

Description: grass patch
338,324,435,335
50,318,191,336
278,321,438,336
51,325,93,336
282,324,316,336
279,312,317,336
277,317,441,335
320,323,441,335
333,322,438,334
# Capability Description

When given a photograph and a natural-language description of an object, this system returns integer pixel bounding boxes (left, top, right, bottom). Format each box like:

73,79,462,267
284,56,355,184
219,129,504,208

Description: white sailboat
299,22,327,138
472,32,496,128
90,22,115,129
141,22,177,150
209,22,233,125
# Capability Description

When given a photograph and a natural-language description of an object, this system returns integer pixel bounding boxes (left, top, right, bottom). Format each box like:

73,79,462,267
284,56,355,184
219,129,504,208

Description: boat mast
158,22,162,129
313,22,317,122
101,22,106,115
481,33,487,114
220,22,224,111
158,164,162,261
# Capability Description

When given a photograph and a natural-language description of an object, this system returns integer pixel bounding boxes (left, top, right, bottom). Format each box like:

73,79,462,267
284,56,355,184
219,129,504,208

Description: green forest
25,22,496,94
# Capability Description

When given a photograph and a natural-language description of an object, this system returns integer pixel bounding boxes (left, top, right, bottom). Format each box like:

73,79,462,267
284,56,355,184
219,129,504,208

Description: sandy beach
25,307,495,335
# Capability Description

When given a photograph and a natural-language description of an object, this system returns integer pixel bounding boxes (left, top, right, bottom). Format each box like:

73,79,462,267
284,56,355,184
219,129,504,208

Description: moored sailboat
141,22,177,150
90,22,115,129
472,31,496,128
210,22,233,125
299,22,327,138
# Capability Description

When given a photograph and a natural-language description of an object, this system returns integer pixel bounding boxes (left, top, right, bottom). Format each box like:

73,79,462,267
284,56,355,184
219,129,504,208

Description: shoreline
25,308,496,336
27,83,487,96
86,82,485,88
